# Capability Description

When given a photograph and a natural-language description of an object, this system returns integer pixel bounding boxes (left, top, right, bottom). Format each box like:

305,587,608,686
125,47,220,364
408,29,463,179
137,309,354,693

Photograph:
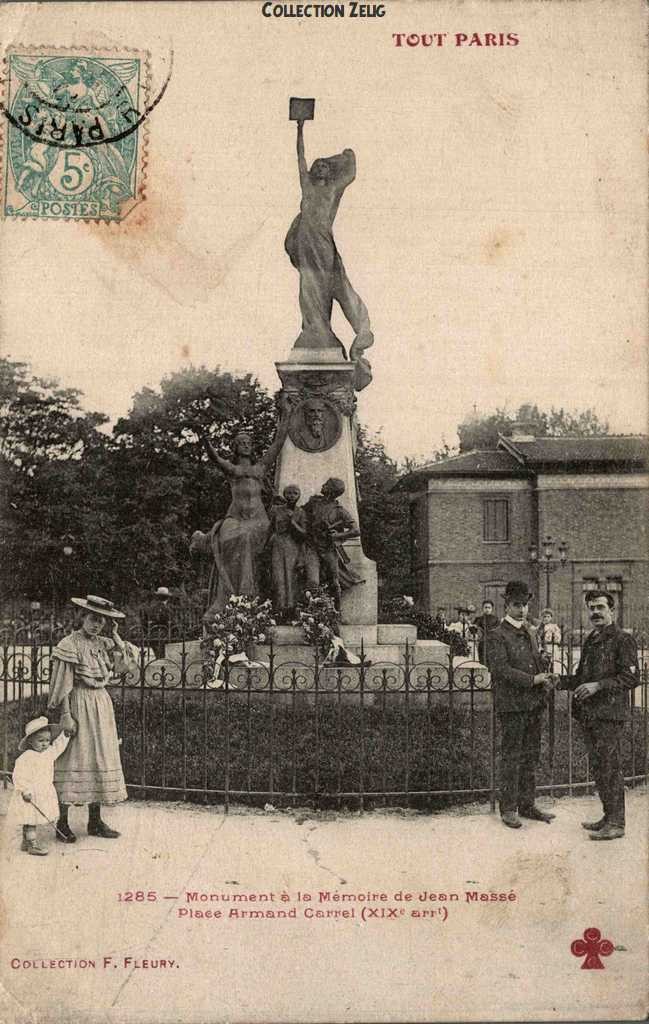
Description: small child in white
11,716,73,856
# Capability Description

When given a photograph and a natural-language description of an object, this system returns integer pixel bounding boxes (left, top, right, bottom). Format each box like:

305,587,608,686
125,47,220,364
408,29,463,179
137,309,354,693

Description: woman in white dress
47,595,137,843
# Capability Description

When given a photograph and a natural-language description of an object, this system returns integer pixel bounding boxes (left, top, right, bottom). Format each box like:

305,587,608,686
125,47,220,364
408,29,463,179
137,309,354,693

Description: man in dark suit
488,580,556,829
558,591,639,841
475,599,501,664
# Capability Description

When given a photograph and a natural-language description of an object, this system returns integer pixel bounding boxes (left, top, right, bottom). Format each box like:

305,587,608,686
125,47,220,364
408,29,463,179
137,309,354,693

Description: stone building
396,433,649,627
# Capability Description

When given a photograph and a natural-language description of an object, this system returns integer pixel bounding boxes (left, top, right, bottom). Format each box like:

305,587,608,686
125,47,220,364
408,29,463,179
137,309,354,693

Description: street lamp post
529,537,568,777
529,536,568,608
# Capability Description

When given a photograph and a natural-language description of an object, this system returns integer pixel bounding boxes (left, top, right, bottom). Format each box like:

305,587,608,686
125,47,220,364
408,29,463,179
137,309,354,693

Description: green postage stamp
2,47,149,222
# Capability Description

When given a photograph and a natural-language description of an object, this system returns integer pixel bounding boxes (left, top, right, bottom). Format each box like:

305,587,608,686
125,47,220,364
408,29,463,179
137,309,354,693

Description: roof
395,435,648,492
395,449,526,491
499,434,649,469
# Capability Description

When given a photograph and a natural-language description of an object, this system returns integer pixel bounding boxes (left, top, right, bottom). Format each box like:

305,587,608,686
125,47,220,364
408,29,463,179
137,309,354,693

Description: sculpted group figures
285,116,374,390
193,410,289,616
268,484,307,618
303,477,363,611
191,394,363,618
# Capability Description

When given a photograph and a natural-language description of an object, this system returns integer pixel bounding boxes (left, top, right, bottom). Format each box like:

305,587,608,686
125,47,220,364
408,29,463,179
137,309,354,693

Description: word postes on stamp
2,48,150,222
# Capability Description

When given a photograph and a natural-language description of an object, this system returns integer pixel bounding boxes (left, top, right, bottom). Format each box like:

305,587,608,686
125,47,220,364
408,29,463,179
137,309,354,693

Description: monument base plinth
339,545,377,625
284,346,347,364
275,352,378,627
339,624,377,645
269,625,306,645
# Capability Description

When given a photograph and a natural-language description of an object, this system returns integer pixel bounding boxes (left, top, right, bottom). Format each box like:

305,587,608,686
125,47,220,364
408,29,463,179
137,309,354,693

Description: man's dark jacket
560,623,639,721
475,613,500,633
476,612,501,663
487,619,547,713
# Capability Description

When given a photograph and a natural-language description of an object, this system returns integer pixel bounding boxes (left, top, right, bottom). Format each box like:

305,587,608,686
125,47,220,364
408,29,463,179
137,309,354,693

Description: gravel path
1,787,647,1023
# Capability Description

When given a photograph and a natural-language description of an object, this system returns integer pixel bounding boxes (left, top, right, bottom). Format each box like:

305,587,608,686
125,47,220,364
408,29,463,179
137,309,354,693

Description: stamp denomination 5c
2,47,149,222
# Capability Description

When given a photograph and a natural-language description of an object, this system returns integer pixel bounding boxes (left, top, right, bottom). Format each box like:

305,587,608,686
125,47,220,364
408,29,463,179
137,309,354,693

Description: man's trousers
498,708,544,813
578,717,625,827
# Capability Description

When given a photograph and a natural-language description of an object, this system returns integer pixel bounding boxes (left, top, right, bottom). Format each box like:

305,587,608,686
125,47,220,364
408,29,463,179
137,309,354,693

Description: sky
1,0,646,462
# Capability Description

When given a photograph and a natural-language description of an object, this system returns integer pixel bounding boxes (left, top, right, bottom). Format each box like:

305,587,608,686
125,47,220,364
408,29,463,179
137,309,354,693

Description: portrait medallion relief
288,396,342,453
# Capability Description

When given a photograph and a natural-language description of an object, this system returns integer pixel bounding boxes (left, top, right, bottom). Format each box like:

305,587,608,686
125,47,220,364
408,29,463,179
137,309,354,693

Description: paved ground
0,787,647,1024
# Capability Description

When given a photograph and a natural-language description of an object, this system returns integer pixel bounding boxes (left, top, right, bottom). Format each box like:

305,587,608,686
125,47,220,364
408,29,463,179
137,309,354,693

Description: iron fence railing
1,623,647,812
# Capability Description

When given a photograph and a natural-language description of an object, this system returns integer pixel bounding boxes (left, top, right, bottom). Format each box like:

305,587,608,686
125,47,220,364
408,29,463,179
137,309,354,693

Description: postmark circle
2,51,173,151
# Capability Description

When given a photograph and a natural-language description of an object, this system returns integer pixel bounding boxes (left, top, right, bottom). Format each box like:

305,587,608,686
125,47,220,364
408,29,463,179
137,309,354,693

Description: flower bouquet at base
201,595,275,686
293,588,363,665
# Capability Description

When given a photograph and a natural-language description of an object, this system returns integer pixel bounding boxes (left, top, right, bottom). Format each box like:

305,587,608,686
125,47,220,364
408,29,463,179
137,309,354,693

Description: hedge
3,687,646,811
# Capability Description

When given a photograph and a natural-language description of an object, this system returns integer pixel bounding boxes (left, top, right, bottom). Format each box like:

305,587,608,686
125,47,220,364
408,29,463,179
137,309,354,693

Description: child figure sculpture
269,483,307,620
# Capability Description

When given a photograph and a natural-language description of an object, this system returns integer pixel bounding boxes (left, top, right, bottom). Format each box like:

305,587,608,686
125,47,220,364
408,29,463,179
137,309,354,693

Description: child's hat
19,716,51,752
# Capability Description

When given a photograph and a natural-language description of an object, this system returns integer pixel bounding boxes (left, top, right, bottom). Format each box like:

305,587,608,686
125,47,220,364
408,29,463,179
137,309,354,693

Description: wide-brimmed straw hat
70,595,125,620
154,587,172,598
19,716,51,752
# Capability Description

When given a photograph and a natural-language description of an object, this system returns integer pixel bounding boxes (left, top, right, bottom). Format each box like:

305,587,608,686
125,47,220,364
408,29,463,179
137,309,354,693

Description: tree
0,357,110,604
0,363,279,609
109,367,278,599
457,402,609,452
113,365,277,461
0,356,107,472
1,457,103,603
355,425,413,601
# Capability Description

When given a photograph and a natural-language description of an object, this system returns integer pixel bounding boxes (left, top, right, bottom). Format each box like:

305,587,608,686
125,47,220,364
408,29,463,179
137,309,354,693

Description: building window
483,499,509,542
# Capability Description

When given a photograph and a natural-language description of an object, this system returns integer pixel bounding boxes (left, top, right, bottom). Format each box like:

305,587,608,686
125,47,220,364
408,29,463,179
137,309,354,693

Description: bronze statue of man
285,113,374,390
303,477,363,611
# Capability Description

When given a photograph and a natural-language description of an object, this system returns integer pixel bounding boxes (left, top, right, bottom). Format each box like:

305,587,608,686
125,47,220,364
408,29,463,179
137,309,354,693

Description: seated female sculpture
195,412,289,616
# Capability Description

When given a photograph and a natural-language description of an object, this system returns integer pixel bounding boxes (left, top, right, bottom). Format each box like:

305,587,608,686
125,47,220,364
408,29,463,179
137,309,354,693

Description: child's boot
21,826,48,856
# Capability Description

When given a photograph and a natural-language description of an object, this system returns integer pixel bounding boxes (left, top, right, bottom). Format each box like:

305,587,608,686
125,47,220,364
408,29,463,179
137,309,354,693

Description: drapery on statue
303,477,364,611
190,407,289,618
268,483,307,619
284,107,374,391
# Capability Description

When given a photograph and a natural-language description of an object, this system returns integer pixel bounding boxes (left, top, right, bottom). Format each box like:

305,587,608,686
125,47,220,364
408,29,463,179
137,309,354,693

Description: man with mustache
559,591,640,840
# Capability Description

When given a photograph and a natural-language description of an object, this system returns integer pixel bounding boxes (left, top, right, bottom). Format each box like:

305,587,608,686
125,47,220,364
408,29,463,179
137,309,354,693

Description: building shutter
483,499,509,542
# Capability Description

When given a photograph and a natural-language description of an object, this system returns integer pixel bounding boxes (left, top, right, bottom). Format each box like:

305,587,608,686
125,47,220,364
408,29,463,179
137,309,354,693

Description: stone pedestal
377,623,418,645
339,543,377,625
247,633,490,708
275,351,377,627
339,624,377,645
275,355,358,515
165,640,203,664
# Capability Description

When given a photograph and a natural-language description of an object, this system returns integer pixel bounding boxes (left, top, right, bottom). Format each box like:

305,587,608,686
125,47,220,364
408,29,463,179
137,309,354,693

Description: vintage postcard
0,1,647,1022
